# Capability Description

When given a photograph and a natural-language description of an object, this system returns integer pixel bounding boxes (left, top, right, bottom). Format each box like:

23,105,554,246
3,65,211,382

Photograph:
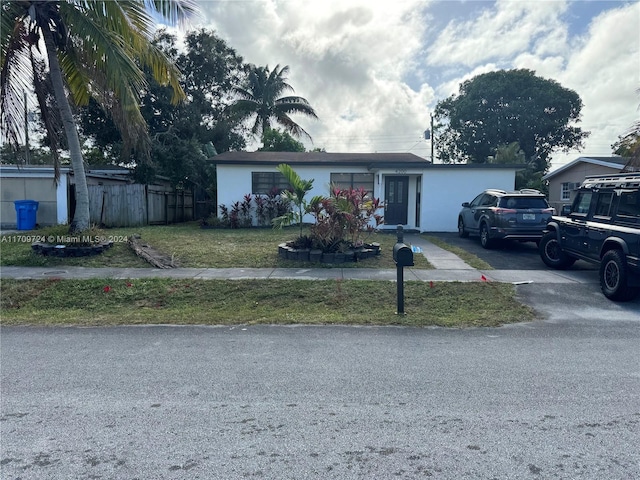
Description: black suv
458,189,554,248
539,173,640,301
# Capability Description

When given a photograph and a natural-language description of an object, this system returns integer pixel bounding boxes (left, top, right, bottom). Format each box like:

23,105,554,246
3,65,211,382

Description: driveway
428,232,597,271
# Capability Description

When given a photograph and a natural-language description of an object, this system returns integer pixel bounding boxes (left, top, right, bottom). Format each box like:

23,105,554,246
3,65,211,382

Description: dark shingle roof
211,151,430,168
210,151,527,170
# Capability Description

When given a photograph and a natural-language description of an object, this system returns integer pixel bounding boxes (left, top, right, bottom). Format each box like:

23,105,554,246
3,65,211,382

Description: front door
385,176,409,225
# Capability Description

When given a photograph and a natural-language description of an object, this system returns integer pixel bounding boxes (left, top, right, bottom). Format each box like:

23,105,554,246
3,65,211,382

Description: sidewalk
0,234,598,285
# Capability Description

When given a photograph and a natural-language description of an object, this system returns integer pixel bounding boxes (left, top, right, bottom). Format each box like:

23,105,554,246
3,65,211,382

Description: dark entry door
385,176,409,225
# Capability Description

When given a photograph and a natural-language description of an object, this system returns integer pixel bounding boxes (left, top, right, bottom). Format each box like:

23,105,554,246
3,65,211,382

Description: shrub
215,192,291,229
307,186,384,252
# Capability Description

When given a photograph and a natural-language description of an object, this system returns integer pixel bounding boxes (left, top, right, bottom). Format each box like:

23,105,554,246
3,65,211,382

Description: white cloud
548,2,640,167
427,0,569,67
192,0,638,165
199,0,432,153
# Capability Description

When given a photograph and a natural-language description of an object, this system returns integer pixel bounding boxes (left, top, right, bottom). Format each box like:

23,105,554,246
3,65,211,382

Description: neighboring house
1,165,72,227
543,156,628,213
0,165,193,228
212,151,524,232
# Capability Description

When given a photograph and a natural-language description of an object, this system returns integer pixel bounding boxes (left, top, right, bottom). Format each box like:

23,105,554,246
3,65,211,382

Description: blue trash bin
14,200,39,230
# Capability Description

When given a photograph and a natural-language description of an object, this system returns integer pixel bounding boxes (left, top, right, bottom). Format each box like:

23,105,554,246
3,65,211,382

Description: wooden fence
88,184,194,227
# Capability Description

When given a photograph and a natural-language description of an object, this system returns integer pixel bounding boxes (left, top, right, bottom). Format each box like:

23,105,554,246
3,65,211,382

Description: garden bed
278,242,380,264
31,240,113,257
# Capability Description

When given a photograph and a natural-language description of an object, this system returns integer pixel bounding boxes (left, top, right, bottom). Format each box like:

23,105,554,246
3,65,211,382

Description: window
480,194,497,207
594,192,613,217
500,197,549,209
561,182,571,201
617,191,640,220
330,173,374,195
251,172,290,195
469,193,484,208
573,191,593,214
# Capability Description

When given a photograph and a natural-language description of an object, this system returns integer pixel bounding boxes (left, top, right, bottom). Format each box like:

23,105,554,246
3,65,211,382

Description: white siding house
213,151,522,232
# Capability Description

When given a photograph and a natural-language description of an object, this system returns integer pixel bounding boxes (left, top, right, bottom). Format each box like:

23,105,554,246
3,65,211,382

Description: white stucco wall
217,164,379,224
421,169,516,232
216,164,519,233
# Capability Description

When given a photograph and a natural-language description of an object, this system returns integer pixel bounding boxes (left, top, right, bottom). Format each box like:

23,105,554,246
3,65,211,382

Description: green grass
1,223,432,269
0,278,535,328
0,224,149,268
0,224,528,328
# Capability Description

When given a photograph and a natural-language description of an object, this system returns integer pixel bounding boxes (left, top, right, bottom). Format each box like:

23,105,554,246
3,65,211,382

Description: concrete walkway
0,234,599,285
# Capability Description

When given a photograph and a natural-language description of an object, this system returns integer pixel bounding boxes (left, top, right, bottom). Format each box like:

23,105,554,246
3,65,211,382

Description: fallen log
127,234,178,269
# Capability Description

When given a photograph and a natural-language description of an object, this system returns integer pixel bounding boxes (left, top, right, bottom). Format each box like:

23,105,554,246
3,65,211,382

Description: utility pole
24,91,30,165
430,113,434,164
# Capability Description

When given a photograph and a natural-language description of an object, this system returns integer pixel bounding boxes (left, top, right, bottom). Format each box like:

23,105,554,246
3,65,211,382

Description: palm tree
230,64,318,142
271,163,317,238
1,0,198,232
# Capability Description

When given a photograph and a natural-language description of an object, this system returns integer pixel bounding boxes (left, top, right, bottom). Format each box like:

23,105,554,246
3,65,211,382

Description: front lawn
1,223,538,328
0,223,432,269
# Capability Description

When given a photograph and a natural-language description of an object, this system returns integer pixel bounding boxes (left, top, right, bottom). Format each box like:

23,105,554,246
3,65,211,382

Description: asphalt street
2,315,639,479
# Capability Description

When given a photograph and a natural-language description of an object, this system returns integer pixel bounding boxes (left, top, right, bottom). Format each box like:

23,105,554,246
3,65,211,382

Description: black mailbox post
393,243,414,267
393,226,414,314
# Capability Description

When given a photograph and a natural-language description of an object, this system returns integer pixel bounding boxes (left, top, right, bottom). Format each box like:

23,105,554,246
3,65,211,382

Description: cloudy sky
185,0,638,171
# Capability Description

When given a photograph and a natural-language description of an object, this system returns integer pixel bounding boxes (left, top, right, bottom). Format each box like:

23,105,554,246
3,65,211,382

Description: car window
468,193,483,207
500,197,548,209
572,191,593,215
480,194,497,207
594,192,614,217
616,190,640,221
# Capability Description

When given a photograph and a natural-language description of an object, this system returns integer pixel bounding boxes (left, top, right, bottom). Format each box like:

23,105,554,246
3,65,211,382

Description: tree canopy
434,69,589,180
258,128,306,152
78,28,247,188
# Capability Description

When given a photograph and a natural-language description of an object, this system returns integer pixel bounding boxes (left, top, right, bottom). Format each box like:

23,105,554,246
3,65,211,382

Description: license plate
522,213,536,220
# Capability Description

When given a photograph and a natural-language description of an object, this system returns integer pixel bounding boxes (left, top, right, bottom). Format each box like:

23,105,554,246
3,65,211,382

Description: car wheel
600,250,639,301
539,231,575,269
479,223,493,249
458,217,469,238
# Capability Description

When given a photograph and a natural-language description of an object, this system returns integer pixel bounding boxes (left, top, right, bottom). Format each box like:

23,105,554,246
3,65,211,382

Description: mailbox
393,243,414,267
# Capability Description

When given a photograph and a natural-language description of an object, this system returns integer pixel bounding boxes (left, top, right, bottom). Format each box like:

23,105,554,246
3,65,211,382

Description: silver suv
458,189,555,249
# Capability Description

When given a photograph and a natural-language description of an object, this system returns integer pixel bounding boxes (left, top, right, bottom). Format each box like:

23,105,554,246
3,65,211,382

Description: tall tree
229,64,318,141
258,128,306,152
613,122,640,172
619,89,640,172
434,69,589,178
78,29,247,186
1,0,197,232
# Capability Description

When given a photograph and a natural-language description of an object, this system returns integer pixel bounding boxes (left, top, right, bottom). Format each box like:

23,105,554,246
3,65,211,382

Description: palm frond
274,114,313,141
59,2,147,107
138,41,186,104
274,97,318,118
31,51,62,171
0,19,33,148
147,0,200,28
